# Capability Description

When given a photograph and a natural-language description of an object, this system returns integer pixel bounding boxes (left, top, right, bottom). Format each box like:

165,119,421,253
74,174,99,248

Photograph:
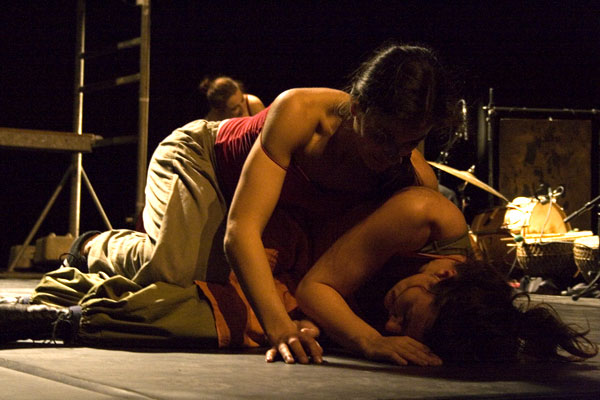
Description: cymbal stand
435,100,468,165
435,99,469,207
572,272,600,300
563,194,600,300
564,194,600,224
456,165,476,213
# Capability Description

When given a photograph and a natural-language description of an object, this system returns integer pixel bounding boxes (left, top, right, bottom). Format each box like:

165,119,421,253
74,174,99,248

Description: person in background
199,76,265,121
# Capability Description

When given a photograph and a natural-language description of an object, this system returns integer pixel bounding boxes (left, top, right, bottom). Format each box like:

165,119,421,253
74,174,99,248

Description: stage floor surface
1,276,599,400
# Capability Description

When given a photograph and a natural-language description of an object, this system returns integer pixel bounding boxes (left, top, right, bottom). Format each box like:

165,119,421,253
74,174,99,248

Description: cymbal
427,161,509,202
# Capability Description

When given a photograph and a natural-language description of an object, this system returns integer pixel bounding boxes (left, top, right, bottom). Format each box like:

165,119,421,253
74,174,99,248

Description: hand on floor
265,322,323,364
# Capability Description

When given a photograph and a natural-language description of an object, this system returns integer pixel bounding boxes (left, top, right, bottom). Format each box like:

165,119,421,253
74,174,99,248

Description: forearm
224,230,295,340
296,279,381,355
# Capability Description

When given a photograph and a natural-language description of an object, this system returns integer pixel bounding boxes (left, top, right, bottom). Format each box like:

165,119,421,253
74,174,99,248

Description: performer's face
353,108,429,172
224,89,247,118
383,260,457,341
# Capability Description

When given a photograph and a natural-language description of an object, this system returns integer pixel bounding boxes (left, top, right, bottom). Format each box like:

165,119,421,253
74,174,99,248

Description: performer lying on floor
1,186,597,364
0,42,596,365
293,186,597,363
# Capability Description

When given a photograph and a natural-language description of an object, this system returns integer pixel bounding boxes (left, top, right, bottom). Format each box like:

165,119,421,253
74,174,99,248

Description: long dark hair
425,260,598,362
348,43,458,133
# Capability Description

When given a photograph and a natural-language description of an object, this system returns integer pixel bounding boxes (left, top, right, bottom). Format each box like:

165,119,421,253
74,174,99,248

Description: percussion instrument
515,231,592,282
503,197,571,236
471,197,572,268
573,235,600,284
470,208,516,268
516,237,576,281
427,161,509,202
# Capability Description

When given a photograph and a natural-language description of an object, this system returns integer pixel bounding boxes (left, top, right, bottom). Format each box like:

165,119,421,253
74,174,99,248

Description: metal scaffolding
71,0,150,234
3,0,151,271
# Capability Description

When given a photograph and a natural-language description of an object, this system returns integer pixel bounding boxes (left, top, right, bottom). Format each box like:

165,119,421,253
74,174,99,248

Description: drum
573,235,599,284
471,197,572,269
516,239,575,281
470,208,515,268
515,231,594,282
503,197,571,236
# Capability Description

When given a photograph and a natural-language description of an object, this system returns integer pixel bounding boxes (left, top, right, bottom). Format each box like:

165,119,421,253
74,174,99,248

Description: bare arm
411,149,438,190
224,88,347,363
296,187,466,365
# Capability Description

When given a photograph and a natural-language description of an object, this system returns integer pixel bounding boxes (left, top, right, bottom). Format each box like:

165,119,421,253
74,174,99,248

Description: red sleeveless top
214,105,417,216
214,106,341,216
214,107,270,203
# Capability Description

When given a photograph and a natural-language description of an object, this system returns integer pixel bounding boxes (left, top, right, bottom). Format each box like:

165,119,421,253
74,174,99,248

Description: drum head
504,197,570,235
526,202,569,234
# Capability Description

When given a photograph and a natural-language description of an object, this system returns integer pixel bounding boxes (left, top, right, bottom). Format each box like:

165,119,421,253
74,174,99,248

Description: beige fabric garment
31,266,218,347
26,119,238,346
86,119,231,287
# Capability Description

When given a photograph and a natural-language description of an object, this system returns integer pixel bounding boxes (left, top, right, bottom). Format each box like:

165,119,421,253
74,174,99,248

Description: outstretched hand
265,320,323,364
361,335,442,366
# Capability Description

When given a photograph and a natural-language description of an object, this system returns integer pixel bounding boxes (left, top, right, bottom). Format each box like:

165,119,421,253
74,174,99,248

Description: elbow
295,277,316,316
223,220,262,269
295,278,310,307
223,222,241,263
295,276,323,317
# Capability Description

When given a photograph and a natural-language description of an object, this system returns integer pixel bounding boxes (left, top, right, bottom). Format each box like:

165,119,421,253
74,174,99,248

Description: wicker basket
573,236,599,284
516,240,576,279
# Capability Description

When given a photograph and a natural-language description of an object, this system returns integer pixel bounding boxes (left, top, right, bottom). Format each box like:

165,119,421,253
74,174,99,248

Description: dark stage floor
1,277,599,400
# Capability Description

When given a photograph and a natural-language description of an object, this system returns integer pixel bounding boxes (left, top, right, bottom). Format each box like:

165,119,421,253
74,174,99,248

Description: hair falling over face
424,260,599,363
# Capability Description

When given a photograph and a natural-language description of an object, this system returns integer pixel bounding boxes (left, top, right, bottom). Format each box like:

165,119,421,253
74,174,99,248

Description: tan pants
87,119,231,287
31,267,218,347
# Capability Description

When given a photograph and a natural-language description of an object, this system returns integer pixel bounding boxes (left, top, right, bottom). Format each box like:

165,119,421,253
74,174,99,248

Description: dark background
1,0,599,268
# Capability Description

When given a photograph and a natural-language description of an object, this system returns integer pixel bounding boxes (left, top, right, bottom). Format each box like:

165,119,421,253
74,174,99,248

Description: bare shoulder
246,94,266,115
384,186,467,233
246,93,263,104
273,88,349,113
388,185,441,205
264,88,348,136
381,185,457,220
260,88,350,165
